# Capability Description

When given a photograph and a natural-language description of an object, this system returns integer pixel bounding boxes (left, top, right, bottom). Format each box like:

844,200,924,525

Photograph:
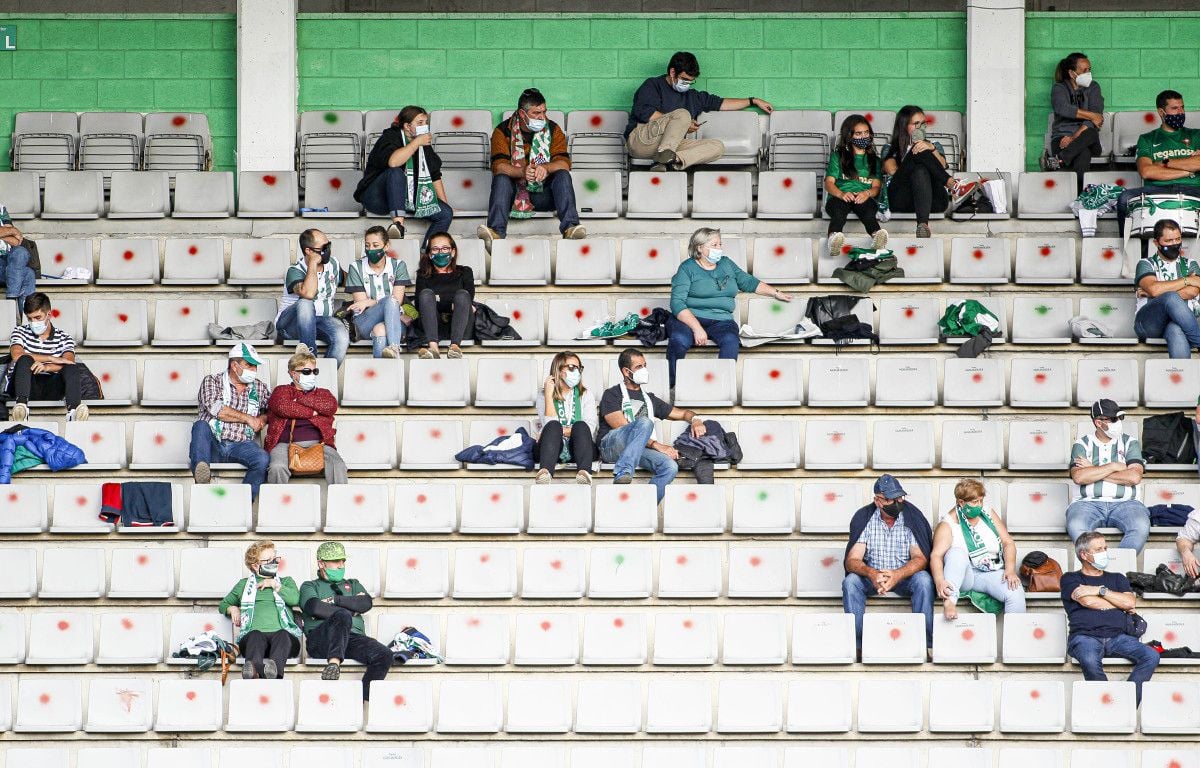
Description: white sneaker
295,343,315,357
10,403,28,422
381,345,399,359
828,232,845,257
576,470,592,485
535,468,552,484
871,229,889,251
67,404,88,422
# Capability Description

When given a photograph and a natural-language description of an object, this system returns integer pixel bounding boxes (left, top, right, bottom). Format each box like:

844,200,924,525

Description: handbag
287,419,325,476
1018,551,1063,593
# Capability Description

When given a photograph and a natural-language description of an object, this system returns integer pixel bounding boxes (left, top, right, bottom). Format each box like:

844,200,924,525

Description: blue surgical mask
1090,550,1110,570
705,248,724,263
29,320,47,335
525,117,546,132
673,78,693,93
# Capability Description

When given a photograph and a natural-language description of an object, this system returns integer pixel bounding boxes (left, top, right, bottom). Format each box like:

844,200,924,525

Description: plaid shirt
857,508,916,571
197,373,270,443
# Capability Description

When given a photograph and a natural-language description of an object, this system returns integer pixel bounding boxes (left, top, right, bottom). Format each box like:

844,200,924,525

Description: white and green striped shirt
1071,432,1145,502
278,256,342,318
346,256,411,301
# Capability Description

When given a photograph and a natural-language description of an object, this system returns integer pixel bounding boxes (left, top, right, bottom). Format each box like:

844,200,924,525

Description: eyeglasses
294,368,319,376
563,364,584,372
257,557,278,565
429,247,454,255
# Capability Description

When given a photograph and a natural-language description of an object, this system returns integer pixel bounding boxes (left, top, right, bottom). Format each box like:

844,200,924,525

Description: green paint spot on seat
757,490,769,502
1034,304,1050,315
211,486,227,497
238,306,249,316
1099,304,1114,315
583,178,600,193
324,112,338,124
613,553,625,567
770,303,783,312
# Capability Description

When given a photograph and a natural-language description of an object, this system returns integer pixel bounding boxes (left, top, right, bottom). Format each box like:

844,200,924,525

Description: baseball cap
227,342,261,367
316,541,346,561
873,474,907,500
1090,399,1124,421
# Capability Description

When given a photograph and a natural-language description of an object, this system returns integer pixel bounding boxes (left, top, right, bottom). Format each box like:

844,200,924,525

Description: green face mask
324,567,346,581
960,503,984,520
365,248,386,265
431,253,451,268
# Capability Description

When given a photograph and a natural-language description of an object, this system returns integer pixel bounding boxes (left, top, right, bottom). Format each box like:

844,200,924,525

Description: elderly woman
415,232,475,360
931,478,1026,619
219,539,301,679
345,225,411,359
264,350,347,485
535,350,598,485
666,227,789,388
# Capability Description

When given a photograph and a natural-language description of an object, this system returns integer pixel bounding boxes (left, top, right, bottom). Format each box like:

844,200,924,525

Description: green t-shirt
346,256,412,301
825,150,877,193
218,576,301,634
669,257,760,322
1135,127,1200,188
1133,253,1200,318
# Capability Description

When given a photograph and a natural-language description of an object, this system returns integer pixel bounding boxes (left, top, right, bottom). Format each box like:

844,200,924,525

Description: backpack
1141,412,1197,466
804,295,876,344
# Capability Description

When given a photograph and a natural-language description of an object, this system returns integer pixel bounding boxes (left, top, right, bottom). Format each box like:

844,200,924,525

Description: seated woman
535,350,597,485
345,225,411,359
264,350,347,485
1049,52,1104,189
415,232,475,360
219,539,301,679
667,227,789,389
931,479,1026,619
882,105,975,238
825,114,889,255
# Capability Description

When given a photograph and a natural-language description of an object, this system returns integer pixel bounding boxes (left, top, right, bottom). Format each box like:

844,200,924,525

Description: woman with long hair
824,114,888,256
535,350,598,484
414,232,475,359
882,105,974,238
1050,52,1105,188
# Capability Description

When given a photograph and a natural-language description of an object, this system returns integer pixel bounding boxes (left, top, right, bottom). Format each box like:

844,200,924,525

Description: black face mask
880,500,903,517
318,243,332,265
1160,243,1183,261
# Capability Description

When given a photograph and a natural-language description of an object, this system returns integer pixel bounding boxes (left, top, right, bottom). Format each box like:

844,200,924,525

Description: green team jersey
1136,127,1200,188
1070,433,1144,502
825,151,877,193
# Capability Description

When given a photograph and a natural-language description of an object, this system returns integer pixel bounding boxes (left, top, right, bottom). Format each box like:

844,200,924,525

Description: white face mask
296,373,318,392
1089,549,1110,570
705,248,724,264
525,117,546,132
29,320,47,335
1101,419,1123,440
563,369,581,388
412,124,430,136
673,77,693,93
1075,71,1093,89
237,366,258,385
629,367,650,386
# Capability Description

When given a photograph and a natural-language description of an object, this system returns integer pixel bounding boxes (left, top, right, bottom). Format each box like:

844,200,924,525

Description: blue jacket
0,427,86,483
844,501,933,573
454,428,535,469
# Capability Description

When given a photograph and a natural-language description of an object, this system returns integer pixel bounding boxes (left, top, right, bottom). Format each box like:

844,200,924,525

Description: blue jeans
486,170,581,237
1065,498,1151,553
188,420,269,500
842,570,935,649
941,547,1026,613
357,167,453,251
1117,184,1200,239
277,299,350,365
1067,633,1159,703
1135,292,1200,359
665,315,740,388
598,415,678,502
0,245,36,301
351,297,405,357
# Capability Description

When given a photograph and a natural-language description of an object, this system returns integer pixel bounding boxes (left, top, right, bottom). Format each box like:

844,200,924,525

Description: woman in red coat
264,350,347,485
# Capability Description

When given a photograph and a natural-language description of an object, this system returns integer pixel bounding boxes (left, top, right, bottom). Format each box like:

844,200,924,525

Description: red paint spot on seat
121,618,134,630
479,553,490,563
1173,691,1185,703
117,313,129,323
57,620,70,631
904,307,915,318
329,177,342,190
889,627,901,639
574,309,583,320
462,178,473,189
181,306,191,316
123,250,134,261
613,617,624,628
703,372,714,382
676,555,688,565
821,556,837,567
262,175,276,186
451,116,464,127
39,693,50,704
639,306,650,316
717,176,728,186
1034,435,1045,445
365,369,376,379
406,558,418,569
203,623,214,632
590,115,603,127
823,492,837,502
1099,376,1111,387
101,373,111,382
580,245,590,255
513,244,524,255
496,427,508,436
319,693,331,704
971,373,983,383
355,433,366,442
618,492,629,502
90,432,102,443
749,556,762,567
50,309,60,318
258,695,270,705
841,245,852,255
76,496,87,506
961,629,975,640
1145,113,1157,123
762,433,774,443
154,434,165,445
650,176,661,186
773,245,785,256
782,177,793,188
865,113,874,122
1030,689,1040,699
1101,693,1113,705
1160,490,1176,501
429,429,441,439
416,494,427,504
683,619,694,629
827,433,840,444
541,620,552,631
253,252,264,263
1040,246,1052,256
6,493,15,503
1044,178,1056,188
554,493,566,504
54,253,63,263
188,245,198,255
1030,493,1044,502
686,491,698,502
1034,373,1046,384
467,618,480,627
512,310,522,319
186,691,197,701
1166,631,1178,643
972,249,984,259
280,494,292,505
1115,178,1126,187
502,372,514,383
172,115,187,127
431,372,442,383
648,249,658,259
769,369,781,379
1171,372,1183,384
1102,248,1115,260
489,492,501,503
906,246,918,256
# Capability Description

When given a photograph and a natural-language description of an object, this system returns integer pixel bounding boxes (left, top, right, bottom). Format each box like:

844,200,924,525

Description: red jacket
265,385,338,452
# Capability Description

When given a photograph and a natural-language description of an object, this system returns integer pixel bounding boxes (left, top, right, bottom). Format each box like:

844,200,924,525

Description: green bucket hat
316,541,346,561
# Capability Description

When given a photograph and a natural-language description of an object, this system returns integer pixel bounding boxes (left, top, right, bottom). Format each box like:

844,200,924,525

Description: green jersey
825,150,877,193
1136,127,1200,188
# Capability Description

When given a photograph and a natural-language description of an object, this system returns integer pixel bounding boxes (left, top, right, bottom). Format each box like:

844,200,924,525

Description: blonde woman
535,351,597,484
218,540,301,679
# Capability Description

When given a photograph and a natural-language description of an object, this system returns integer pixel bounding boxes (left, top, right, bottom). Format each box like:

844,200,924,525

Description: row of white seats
1,674,1192,736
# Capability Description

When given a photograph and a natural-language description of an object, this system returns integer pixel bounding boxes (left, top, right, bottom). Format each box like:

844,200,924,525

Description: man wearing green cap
190,342,271,499
299,541,392,699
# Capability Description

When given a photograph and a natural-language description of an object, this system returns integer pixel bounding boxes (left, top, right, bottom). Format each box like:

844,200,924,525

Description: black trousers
1053,124,1102,190
537,420,595,475
417,288,472,346
886,148,952,223
12,355,81,408
825,195,881,235
240,629,295,678
304,608,393,700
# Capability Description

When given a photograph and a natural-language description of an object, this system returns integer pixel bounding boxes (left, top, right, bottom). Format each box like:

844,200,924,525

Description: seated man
842,474,934,653
1066,399,1151,553
191,343,271,500
275,228,349,366
1116,89,1200,240
8,292,88,422
597,348,704,502
625,50,772,171
1133,219,1200,359
0,208,36,306
299,541,393,700
1063,531,1159,703
477,88,585,251
1176,502,1200,577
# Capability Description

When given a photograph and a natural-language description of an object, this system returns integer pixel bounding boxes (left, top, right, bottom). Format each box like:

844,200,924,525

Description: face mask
1164,112,1187,130
1101,419,1123,440
525,117,546,132
257,559,279,578
673,77,693,93
563,369,582,388
237,365,258,385
1160,243,1182,261
880,500,902,517
431,252,452,268
324,567,346,582
851,137,872,150
628,367,650,386
1089,550,1110,570
911,126,926,142
705,248,724,263
1075,71,1093,88
412,124,430,136
960,503,984,520
365,248,386,265
296,373,318,392
29,320,46,335
317,243,332,265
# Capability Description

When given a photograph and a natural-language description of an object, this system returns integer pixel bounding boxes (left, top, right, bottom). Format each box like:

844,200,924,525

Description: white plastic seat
1080,238,1128,284
728,545,791,598
503,679,572,734
188,483,252,533
0,484,47,533
751,237,814,284
302,169,364,217
1015,237,1076,284
933,613,998,663
646,679,712,733
798,482,864,534
407,358,470,407
928,679,995,732
237,170,298,217
166,613,234,668
108,170,170,218
941,420,1004,469
109,548,174,598
756,171,818,219
653,611,718,665
42,170,104,219
803,419,866,470
176,547,244,599
1078,296,1137,343
459,484,524,534
716,679,783,733
45,483,109,533
873,356,937,407
399,419,462,470
784,680,854,737
738,418,801,469
521,548,586,599
658,546,722,598
1071,680,1136,734
481,297,545,346
1077,357,1139,406
949,237,1012,283
226,680,295,732
587,547,652,598
1018,171,1077,218
743,295,807,342
527,484,591,534
1004,481,1069,533
555,238,617,285
944,358,1006,407
858,679,924,732
227,238,292,285
1141,680,1200,733
464,418,535,470
696,110,761,162
97,238,160,285
325,483,390,533
6,750,72,768
0,611,26,663
513,612,579,665
620,238,681,285
35,238,92,284
256,484,321,533
451,547,516,599
862,613,927,664
341,358,404,406
1002,613,1067,665
1012,296,1073,343
581,611,647,666
391,483,456,533
1010,357,1072,407
662,484,726,535
741,357,804,406
575,680,641,733
1145,359,1200,407
14,678,83,732
879,296,941,344
436,680,503,733
593,484,658,534
807,356,870,406
150,299,216,345
791,613,856,664
672,358,736,406
97,611,164,664
215,299,279,340
39,547,105,598
722,611,788,665
381,547,448,599
436,168,489,216
85,677,153,732
173,171,235,217
942,293,1009,346
692,170,753,218
0,548,36,597
1007,420,1071,471
294,680,363,732
731,482,796,534
887,238,945,283
364,680,434,733
470,357,535,408
872,420,936,470
490,239,551,286
627,171,687,218
129,420,194,469
142,357,206,406
571,171,623,219
338,418,397,470
84,298,149,346
546,297,611,346
0,171,41,218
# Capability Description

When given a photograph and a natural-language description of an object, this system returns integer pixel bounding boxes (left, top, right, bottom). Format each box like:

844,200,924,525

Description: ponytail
1055,52,1087,83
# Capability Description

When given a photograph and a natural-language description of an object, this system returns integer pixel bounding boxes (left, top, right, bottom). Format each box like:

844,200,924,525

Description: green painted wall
298,13,967,123
0,15,236,171
1024,12,1200,171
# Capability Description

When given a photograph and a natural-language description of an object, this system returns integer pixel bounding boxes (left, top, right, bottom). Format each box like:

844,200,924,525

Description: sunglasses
294,368,319,376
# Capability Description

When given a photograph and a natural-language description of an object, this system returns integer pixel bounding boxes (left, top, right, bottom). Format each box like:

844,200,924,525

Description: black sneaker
387,222,405,240
321,662,341,680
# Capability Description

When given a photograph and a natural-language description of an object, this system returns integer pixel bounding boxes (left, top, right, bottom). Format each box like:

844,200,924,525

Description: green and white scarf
619,382,655,425
957,511,1003,572
552,385,583,462
509,112,552,219
236,574,301,643
403,133,441,219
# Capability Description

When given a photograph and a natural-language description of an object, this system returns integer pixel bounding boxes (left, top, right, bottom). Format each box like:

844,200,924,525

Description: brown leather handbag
287,420,325,476
1019,551,1063,593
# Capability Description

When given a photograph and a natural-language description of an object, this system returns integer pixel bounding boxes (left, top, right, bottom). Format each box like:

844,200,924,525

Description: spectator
597,348,704,502
930,479,1026,620
8,292,87,422
1133,219,1200,359
299,541,393,699
415,232,474,360
264,350,347,486
1067,399,1150,553
219,540,300,680
0,208,35,307
1063,531,1158,703
352,105,453,249
276,228,349,366
667,227,789,388
1116,90,1200,239
345,225,410,359
535,350,597,485
190,343,271,500
1050,52,1105,189
477,88,585,252
826,114,889,256
882,105,976,238
842,474,934,652
624,51,772,171
1176,496,1200,576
